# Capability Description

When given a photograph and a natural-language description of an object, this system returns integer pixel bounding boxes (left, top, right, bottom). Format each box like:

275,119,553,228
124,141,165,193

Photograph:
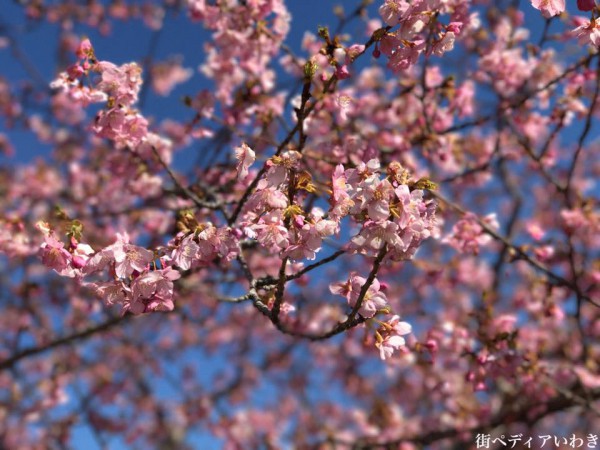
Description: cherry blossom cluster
50,39,173,167
330,273,412,360
186,0,290,125
169,221,240,271
37,221,180,314
36,222,94,279
236,149,337,260
531,0,600,48
334,160,439,261
21,1,166,31
443,212,499,255
376,0,479,72
234,148,438,263
2,0,600,448
84,239,181,315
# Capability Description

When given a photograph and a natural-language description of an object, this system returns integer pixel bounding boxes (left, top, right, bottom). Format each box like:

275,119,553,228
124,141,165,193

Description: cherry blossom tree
0,0,599,448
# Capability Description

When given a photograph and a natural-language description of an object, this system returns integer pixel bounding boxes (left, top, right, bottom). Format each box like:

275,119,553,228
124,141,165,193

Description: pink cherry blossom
572,17,600,47
150,58,193,96
86,233,154,278
39,233,71,272
531,0,565,18
351,219,403,253
285,209,337,260
431,31,456,57
329,164,355,220
75,38,94,59
235,142,256,181
171,234,200,270
375,315,412,360
129,267,181,314
330,274,389,318
88,280,129,306
379,0,408,27
443,213,499,255
252,211,290,251
363,178,394,221
113,243,154,279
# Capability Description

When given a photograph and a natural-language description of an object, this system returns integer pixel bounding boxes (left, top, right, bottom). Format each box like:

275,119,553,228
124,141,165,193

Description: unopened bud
303,60,318,80
318,26,330,42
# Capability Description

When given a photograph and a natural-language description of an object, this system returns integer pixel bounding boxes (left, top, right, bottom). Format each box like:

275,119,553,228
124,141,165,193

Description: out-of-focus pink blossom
379,0,408,27
573,18,600,47
531,0,565,18
235,143,255,181
443,213,498,255
75,38,94,59
151,59,192,96
431,32,456,57
39,233,71,272
526,221,545,241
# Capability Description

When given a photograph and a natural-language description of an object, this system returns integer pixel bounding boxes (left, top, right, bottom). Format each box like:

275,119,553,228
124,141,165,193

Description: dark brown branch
564,54,600,206
286,249,346,282
150,145,222,212
0,315,131,371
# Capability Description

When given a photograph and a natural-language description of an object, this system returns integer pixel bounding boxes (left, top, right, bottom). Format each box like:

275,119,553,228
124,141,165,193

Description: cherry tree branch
229,25,387,225
0,315,131,371
439,52,597,136
564,54,600,206
252,247,387,341
328,384,600,449
285,249,346,281
149,145,223,212
431,191,599,308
